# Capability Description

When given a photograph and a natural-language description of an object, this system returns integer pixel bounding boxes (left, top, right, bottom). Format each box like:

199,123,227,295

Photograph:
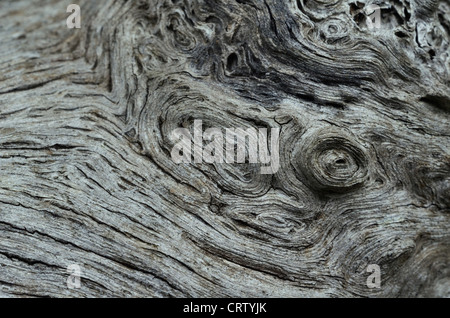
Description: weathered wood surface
0,0,449,297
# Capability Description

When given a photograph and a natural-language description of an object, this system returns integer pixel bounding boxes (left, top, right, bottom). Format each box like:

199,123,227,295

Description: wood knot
294,128,369,193
318,16,351,45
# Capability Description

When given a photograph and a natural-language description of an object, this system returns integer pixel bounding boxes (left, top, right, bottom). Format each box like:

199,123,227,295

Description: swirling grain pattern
0,0,448,297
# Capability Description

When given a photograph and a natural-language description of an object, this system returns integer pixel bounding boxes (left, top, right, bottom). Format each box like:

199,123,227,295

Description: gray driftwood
0,0,449,297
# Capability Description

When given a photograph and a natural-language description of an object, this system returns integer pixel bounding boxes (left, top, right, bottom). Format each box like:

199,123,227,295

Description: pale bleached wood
0,0,449,297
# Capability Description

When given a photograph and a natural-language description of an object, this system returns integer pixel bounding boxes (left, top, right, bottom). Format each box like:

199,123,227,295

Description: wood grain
0,0,449,297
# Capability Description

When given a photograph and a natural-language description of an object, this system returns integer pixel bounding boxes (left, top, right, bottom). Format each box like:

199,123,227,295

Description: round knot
294,130,369,193
318,16,351,45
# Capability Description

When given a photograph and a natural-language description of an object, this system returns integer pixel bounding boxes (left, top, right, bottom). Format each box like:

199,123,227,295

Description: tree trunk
0,0,449,297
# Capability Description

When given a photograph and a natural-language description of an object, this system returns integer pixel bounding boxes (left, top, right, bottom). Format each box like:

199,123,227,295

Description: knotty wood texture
0,0,449,297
